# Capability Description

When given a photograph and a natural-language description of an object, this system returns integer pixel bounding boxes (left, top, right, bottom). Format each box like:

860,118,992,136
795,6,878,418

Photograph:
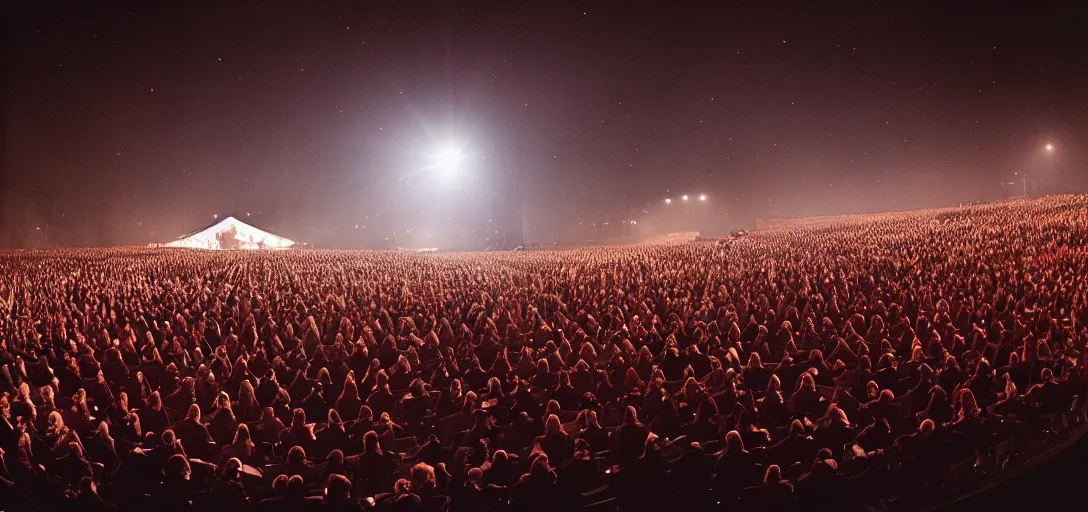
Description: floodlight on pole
1043,143,1057,194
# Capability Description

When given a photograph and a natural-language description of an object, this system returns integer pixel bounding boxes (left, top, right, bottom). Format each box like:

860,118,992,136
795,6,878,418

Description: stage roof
163,216,297,250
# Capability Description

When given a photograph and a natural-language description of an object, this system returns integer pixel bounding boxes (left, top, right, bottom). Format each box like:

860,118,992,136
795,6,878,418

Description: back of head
725,430,744,453
271,474,289,495
410,462,436,492
764,464,782,484
287,445,306,465
286,475,306,500
325,473,351,501
530,454,552,476
363,430,380,453
186,403,201,422
585,409,599,426
165,454,191,480
260,407,276,422
545,414,561,434
358,405,374,422
768,374,781,392
327,449,344,464
162,429,177,446
224,457,242,477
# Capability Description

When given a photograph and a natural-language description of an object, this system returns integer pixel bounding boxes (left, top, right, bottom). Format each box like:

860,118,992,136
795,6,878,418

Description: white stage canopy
163,216,297,250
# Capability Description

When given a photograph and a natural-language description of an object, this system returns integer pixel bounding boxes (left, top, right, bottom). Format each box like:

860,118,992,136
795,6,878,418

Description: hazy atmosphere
6,4,1088,510
4,1,1086,248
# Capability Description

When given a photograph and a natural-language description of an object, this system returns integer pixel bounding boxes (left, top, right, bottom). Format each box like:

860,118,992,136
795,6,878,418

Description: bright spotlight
431,144,465,174
1046,143,1054,152
665,198,672,204
699,194,706,201
682,195,689,201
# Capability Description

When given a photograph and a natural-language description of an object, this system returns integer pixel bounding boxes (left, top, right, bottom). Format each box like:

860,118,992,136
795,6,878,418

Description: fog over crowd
1,195,1087,511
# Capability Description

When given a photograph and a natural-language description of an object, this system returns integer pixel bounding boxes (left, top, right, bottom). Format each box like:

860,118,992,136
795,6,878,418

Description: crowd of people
2,195,1088,512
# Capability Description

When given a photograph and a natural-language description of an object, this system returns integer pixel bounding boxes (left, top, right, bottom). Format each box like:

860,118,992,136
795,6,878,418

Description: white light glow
432,145,465,174
665,198,672,204
1046,143,1054,152
699,194,706,201
682,195,689,201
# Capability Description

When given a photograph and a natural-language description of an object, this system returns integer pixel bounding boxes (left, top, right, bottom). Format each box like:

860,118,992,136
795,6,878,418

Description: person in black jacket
139,391,170,438
320,473,362,512
742,464,797,512
795,449,842,511
174,404,213,460
533,414,574,465
64,477,120,512
715,430,761,502
205,458,253,512
53,441,93,488
511,455,558,512
613,406,649,469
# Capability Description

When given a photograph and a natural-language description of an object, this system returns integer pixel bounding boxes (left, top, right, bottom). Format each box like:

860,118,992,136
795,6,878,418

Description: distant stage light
431,144,466,175
682,195,689,201
665,198,672,204
699,194,706,201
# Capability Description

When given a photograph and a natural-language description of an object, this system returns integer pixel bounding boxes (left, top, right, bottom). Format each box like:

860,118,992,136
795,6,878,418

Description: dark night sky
4,1,1087,248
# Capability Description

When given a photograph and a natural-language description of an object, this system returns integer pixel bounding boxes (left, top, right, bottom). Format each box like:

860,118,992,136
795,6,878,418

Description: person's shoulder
257,496,282,507
320,500,364,512
71,494,121,512
771,480,796,497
